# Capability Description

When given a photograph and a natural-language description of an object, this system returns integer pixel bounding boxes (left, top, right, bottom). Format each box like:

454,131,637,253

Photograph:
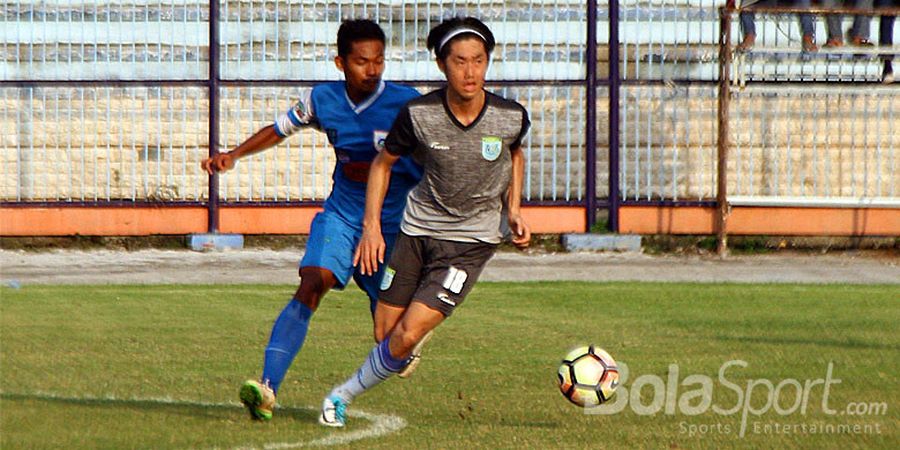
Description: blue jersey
274,81,421,233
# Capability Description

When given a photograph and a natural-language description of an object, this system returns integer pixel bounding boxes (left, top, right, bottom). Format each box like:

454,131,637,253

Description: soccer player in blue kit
200,20,421,421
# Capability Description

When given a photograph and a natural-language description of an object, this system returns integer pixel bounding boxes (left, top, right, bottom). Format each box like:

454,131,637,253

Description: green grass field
1,283,898,449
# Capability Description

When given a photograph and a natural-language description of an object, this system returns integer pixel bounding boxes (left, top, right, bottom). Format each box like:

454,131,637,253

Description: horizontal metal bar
733,83,900,94
740,47,900,56
0,79,592,87
620,79,719,86
219,199,586,207
0,201,206,208
217,79,591,87
15,0,208,6
218,201,322,207
621,200,719,207
0,80,207,87
729,196,900,209
0,200,588,208
740,6,900,16
524,200,588,207
10,198,893,210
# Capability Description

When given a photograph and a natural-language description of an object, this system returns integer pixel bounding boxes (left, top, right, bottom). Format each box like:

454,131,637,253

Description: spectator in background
736,0,818,52
878,1,895,83
823,0,875,47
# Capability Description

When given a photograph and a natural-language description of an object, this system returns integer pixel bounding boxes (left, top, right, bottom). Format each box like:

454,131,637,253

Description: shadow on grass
0,391,320,422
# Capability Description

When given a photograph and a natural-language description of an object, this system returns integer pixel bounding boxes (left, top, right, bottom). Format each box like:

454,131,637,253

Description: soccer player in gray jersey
319,16,531,427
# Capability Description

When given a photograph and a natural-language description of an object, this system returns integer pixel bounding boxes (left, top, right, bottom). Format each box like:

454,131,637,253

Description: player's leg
355,230,402,321
363,232,423,342
258,267,337,391
849,0,875,45
794,0,817,52
373,301,406,343
241,269,336,421
371,298,434,379
318,233,423,427
394,239,491,377
737,12,756,52
241,269,339,421
363,231,434,378
386,302,444,362
319,238,496,427
241,212,354,420
879,6,895,83
395,239,496,378
823,0,844,46
319,302,445,427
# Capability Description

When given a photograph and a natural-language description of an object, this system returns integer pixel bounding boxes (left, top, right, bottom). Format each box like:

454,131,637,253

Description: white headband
438,27,487,55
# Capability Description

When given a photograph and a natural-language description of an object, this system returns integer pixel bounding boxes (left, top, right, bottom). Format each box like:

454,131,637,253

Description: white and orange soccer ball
557,345,619,407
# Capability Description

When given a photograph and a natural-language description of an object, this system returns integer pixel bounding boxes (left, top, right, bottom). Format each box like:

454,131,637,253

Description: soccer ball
557,345,619,407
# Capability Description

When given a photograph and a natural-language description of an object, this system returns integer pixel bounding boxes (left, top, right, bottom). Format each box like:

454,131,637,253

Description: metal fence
730,84,898,202
2,1,899,233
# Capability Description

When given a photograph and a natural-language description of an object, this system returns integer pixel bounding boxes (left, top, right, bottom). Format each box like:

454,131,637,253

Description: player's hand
508,213,531,250
200,152,235,174
354,225,385,276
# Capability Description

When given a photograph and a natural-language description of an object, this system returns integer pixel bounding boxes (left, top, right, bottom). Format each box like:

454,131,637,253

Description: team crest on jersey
373,130,388,152
291,99,313,124
481,136,502,161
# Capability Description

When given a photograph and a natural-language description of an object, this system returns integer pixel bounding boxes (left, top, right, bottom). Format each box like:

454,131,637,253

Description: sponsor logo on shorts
481,136,502,161
380,267,395,291
373,130,388,152
437,292,456,306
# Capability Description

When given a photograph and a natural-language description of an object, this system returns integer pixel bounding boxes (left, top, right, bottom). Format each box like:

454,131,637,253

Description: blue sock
261,299,313,394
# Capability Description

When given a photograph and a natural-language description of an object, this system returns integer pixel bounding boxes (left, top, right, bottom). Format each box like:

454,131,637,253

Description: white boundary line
1,391,406,449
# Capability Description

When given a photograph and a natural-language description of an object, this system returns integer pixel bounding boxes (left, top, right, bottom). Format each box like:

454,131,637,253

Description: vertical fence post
585,0,598,232
607,0,620,232
716,5,733,256
207,0,220,233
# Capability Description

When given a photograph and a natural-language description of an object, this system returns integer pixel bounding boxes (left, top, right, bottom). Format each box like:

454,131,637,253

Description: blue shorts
300,211,398,312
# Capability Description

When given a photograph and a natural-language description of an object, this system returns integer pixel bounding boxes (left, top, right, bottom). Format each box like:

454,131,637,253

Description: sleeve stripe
287,108,302,127
273,120,286,138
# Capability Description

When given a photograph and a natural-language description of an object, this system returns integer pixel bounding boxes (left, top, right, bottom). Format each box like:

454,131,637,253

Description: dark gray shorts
378,232,497,316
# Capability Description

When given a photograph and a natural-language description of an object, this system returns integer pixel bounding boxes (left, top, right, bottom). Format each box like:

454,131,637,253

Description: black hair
336,19,386,58
426,17,495,61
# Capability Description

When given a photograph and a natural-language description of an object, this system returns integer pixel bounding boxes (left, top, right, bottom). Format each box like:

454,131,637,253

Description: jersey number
442,267,468,294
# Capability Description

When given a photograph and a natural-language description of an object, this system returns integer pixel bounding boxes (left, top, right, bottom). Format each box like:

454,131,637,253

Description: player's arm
201,126,284,174
201,92,316,174
507,145,531,249
354,103,417,275
354,150,399,276
508,105,532,249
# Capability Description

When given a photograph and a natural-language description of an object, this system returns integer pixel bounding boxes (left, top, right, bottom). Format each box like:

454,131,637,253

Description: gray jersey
385,88,530,243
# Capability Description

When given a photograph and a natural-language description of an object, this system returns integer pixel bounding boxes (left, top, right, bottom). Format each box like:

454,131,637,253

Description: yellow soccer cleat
239,379,276,421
